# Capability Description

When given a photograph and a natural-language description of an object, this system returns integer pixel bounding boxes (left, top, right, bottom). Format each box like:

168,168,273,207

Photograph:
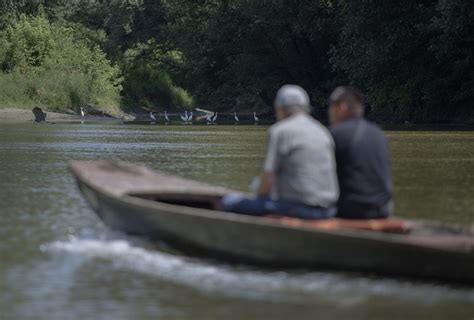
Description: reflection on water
0,123,473,319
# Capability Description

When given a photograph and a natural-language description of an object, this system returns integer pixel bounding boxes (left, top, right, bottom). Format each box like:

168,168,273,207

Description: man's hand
257,172,275,197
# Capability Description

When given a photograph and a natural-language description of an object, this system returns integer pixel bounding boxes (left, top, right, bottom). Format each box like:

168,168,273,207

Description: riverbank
0,108,133,123
0,108,76,122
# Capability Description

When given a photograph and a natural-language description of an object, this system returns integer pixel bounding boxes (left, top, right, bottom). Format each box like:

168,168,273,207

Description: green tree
428,0,474,121
0,13,122,112
121,41,193,110
164,1,340,111
331,0,474,123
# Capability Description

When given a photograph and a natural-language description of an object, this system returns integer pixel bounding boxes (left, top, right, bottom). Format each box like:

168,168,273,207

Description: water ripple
41,237,474,304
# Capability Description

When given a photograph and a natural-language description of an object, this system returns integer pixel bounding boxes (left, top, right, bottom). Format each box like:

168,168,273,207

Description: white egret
164,110,170,122
187,111,193,123
80,107,85,124
233,111,239,123
253,112,259,123
206,112,213,124
150,111,157,122
180,111,188,123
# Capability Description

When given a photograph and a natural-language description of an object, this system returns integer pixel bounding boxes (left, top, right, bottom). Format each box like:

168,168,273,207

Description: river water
0,123,473,319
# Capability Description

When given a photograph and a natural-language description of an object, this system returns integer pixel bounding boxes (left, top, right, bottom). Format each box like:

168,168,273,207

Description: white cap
274,84,310,113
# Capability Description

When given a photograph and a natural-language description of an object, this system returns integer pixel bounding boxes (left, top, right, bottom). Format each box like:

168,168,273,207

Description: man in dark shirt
328,86,393,218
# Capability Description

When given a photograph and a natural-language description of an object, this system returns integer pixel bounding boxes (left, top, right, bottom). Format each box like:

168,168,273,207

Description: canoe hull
77,177,474,284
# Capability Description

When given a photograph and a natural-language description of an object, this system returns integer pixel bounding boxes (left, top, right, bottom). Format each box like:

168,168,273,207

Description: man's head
274,85,310,120
328,86,365,125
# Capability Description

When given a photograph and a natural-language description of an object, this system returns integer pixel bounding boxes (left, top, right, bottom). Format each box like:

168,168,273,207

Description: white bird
187,111,193,123
233,111,239,123
212,112,218,124
150,111,156,122
180,111,188,123
205,112,213,124
164,110,170,122
253,112,259,123
80,107,85,124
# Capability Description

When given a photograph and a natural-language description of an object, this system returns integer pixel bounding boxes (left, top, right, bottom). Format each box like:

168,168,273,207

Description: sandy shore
0,108,79,122
0,108,133,122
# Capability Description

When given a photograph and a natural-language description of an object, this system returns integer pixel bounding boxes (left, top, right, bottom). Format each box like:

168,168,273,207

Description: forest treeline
0,0,472,123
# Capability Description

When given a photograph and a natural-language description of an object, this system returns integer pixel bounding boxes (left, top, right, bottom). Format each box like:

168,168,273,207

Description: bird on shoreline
164,110,170,123
150,111,156,123
80,107,85,124
181,111,188,123
233,111,239,123
206,112,213,124
187,111,193,123
253,112,259,123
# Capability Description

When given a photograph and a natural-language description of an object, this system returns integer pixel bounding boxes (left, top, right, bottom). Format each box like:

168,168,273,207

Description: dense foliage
0,13,122,113
0,0,472,122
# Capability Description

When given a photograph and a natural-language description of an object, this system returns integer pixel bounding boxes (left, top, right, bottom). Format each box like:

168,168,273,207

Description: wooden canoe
70,161,474,284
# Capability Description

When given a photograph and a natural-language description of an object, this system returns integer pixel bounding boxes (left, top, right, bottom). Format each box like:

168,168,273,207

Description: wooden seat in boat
268,216,409,233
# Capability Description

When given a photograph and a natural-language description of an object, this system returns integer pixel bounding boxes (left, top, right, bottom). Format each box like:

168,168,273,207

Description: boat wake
41,236,474,304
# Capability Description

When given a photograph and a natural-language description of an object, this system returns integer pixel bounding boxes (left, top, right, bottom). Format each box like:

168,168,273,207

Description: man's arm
257,171,275,197
258,128,279,197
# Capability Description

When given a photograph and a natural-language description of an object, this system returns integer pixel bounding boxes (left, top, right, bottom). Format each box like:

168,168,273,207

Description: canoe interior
130,192,222,211
127,191,474,237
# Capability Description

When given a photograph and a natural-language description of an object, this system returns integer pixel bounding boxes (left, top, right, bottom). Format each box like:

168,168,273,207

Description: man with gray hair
220,85,339,219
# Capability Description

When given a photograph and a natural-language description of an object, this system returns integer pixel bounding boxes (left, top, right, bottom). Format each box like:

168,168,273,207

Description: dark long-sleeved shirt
330,117,393,216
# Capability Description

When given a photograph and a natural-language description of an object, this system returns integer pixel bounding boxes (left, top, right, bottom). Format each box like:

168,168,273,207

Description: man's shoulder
270,114,333,147
268,114,299,135
361,119,387,143
268,120,284,138
331,118,387,148
272,114,326,131
331,117,383,135
330,118,355,139
365,119,385,135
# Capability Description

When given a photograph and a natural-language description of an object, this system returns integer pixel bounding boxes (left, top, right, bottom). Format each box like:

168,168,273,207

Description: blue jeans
220,193,336,220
